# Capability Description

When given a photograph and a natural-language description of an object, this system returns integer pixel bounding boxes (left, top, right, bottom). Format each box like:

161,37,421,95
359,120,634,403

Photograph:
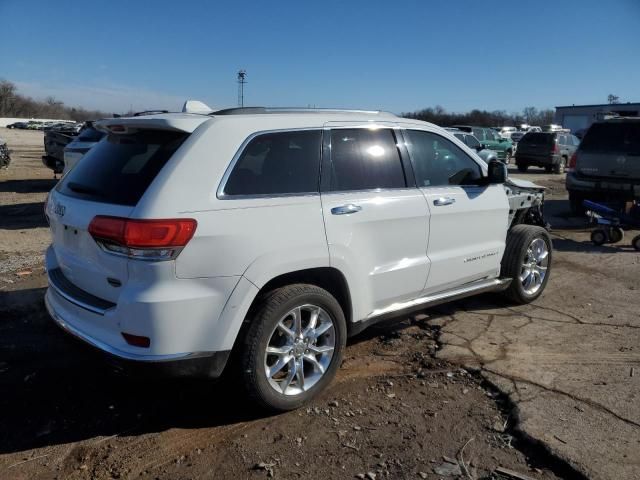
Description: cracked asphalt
1,129,638,479
434,170,640,480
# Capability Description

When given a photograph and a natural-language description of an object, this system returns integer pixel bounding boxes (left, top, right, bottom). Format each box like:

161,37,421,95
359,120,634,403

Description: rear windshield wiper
67,182,101,195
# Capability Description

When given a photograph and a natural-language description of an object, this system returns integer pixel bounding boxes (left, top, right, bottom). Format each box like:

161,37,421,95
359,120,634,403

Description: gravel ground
1,127,637,480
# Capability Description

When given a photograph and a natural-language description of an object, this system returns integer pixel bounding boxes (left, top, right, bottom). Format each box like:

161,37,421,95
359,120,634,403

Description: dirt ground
0,128,637,480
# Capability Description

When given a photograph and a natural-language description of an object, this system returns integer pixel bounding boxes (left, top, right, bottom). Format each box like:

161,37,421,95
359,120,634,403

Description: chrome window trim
216,127,324,200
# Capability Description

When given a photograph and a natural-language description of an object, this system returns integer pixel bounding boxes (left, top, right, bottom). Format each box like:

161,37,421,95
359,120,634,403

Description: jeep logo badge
54,203,66,217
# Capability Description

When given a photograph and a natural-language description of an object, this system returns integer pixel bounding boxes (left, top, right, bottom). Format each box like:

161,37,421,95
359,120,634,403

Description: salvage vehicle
0,136,10,168
445,128,498,163
451,125,514,164
62,122,105,173
44,105,552,411
43,123,84,173
566,117,640,215
515,131,580,174
6,121,29,129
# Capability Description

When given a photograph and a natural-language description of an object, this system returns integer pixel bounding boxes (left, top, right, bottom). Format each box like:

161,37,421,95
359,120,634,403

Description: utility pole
237,70,247,107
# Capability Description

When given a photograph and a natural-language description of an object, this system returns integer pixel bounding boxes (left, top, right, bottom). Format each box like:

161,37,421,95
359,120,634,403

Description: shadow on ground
0,179,56,194
0,284,509,456
0,289,265,455
0,202,48,229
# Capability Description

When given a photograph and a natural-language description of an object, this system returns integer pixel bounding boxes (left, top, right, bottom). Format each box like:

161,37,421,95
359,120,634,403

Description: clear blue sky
1,0,638,114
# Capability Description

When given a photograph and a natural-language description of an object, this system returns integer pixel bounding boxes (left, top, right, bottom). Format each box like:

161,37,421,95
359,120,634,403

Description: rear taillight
551,142,559,154
567,152,578,172
88,216,197,261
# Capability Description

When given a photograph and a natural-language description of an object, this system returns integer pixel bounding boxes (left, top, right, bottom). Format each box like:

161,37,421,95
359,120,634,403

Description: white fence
0,117,73,128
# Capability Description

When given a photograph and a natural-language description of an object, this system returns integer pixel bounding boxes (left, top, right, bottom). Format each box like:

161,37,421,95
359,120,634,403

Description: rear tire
553,157,566,174
504,150,512,164
241,284,346,412
632,234,640,251
544,165,553,173
591,229,607,246
517,164,528,173
569,193,586,216
608,227,624,244
501,225,552,304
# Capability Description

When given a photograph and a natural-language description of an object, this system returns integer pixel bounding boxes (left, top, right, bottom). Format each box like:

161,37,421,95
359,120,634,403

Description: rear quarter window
222,130,322,196
57,130,188,206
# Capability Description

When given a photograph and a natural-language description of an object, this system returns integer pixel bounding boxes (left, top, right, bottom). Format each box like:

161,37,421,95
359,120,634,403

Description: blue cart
583,200,640,250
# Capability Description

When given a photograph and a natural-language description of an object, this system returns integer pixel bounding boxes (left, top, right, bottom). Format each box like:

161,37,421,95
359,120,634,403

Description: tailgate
48,128,192,303
47,190,133,303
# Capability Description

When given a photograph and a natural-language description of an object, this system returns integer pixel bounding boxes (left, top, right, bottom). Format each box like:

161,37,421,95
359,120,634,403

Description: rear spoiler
95,115,210,134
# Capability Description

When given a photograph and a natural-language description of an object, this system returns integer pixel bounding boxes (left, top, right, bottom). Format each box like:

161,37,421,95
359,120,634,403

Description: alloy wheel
520,237,549,295
264,304,336,396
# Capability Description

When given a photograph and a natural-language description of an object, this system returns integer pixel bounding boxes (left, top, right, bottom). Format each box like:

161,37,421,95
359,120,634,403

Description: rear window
580,122,640,154
57,130,188,206
520,133,553,144
76,127,106,142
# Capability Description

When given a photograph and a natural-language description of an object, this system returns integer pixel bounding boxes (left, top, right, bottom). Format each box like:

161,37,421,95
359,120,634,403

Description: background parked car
515,131,580,174
452,125,514,163
498,126,517,139
0,137,10,168
6,121,29,129
445,128,498,163
62,122,106,173
566,117,640,214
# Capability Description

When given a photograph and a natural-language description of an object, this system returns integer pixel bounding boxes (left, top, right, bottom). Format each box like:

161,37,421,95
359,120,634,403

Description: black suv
566,118,640,214
515,131,580,174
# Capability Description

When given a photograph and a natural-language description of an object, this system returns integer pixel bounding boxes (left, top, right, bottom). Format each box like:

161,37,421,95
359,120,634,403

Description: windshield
580,122,640,154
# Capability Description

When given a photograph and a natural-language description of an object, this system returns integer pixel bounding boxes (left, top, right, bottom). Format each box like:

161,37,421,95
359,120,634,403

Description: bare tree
607,94,620,104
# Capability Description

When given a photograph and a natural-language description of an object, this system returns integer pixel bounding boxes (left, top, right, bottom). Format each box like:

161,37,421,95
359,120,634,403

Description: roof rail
210,107,396,117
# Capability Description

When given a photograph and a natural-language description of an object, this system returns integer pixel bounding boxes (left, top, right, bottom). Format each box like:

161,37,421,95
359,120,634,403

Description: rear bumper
566,173,640,200
45,291,231,378
515,154,559,167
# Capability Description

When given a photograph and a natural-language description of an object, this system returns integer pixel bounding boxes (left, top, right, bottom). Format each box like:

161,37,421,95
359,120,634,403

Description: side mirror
474,145,484,152
487,159,507,184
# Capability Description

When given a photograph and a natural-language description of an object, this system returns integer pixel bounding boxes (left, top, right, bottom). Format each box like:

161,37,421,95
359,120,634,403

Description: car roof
96,109,441,134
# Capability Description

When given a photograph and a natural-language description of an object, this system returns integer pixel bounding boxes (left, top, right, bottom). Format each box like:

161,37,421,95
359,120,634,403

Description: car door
320,125,430,320
402,128,509,294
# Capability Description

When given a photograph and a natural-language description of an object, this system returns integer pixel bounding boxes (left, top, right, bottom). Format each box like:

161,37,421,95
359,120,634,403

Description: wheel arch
250,267,352,325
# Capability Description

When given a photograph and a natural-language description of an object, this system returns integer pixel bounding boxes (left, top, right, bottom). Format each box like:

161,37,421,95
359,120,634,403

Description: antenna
237,70,247,107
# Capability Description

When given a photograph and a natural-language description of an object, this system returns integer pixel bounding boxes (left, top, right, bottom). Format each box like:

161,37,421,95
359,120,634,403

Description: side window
223,130,321,196
558,134,567,145
405,130,483,187
472,127,484,140
328,128,406,191
464,134,481,149
572,135,581,146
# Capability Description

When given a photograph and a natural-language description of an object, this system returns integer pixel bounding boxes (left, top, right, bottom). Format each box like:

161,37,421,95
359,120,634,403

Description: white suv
44,106,552,411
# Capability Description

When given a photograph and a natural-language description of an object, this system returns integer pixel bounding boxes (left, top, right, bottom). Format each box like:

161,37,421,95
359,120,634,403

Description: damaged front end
504,178,549,230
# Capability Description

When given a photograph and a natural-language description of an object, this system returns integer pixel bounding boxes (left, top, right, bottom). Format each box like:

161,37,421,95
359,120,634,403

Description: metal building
554,102,640,133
